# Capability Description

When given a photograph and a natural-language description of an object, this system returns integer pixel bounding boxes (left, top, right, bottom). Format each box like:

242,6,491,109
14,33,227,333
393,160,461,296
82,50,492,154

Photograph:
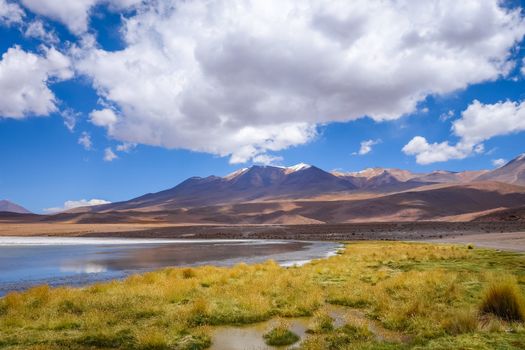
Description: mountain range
41,154,524,224
4,155,525,223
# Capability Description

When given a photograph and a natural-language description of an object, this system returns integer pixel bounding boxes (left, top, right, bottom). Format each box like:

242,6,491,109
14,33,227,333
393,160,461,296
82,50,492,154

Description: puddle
328,305,408,343
211,318,309,350
210,305,407,349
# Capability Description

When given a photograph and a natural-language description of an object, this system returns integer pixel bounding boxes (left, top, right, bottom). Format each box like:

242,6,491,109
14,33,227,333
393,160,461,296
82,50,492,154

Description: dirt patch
425,231,525,252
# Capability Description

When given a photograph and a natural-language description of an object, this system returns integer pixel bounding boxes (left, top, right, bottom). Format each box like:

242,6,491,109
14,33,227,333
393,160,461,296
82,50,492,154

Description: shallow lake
0,237,341,296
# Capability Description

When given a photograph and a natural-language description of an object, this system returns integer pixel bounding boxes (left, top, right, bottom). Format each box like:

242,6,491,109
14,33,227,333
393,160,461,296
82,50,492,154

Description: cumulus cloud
24,20,59,44
402,136,472,164
354,139,381,156
454,100,525,144
44,198,111,213
0,0,24,25
492,158,507,168
78,132,92,150
403,100,525,164
19,0,142,34
73,0,525,163
20,0,97,34
103,147,117,162
0,46,73,119
89,108,118,129
252,154,283,166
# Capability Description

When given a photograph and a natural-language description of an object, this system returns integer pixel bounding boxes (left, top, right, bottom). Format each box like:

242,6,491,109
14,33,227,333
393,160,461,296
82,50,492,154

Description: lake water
0,237,341,296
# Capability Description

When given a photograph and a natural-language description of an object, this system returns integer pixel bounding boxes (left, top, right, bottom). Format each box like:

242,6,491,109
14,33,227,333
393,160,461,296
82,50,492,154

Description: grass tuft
263,320,300,346
182,268,196,279
175,333,211,350
76,329,136,348
307,310,334,334
479,279,525,322
442,309,478,335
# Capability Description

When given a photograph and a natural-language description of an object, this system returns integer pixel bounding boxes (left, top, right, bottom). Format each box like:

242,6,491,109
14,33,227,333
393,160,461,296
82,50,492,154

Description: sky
1,0,525,213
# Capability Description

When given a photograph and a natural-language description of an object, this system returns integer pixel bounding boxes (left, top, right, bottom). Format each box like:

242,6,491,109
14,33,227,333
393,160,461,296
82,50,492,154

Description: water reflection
60,263,108,274
0,238,341,296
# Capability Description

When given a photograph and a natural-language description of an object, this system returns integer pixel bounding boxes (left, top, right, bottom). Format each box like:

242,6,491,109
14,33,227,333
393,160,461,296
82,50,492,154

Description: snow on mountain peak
286,163,311,173
224,167,249,180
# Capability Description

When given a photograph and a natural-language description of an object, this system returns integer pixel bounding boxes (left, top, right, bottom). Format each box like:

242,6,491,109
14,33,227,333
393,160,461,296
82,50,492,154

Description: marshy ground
0,241,524,349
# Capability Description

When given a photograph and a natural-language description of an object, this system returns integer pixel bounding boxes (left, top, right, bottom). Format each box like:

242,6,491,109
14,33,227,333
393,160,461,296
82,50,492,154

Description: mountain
59,153,525,224
476,154,525,186
333,168,425,190
0,200,31,214
85,164,357,212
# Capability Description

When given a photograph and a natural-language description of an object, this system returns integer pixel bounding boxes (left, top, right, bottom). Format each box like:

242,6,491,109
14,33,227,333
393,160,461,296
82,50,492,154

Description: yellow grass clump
479,278,525,322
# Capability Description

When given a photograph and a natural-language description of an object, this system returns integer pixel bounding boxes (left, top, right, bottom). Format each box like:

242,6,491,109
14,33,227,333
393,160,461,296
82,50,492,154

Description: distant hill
473,205,525,222
0,200,31,214
476,154,525,186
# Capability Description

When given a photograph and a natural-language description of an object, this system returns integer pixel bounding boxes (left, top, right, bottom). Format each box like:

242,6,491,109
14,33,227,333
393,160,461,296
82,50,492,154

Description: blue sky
1,0,525,213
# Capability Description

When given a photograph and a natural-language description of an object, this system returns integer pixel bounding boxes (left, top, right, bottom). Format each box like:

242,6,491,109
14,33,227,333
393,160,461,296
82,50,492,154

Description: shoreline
2,221,525,252
0,239,342,296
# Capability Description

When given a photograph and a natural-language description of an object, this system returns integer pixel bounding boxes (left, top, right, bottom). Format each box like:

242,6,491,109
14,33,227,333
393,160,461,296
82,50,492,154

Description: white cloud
403,99,525,164
492,158,507,168
20,0,97,34
354,139,381,156
89,108,117,129
20,0,142,34
252,154,283,166
454,100,525,144
24,20,59,44
78,132,92,150
0,0,24,25
0,46,73,119
73,0,525,163
60,108,80,132
402,136,471,164
439,110,455,122
116,142,135,152
103,147,117,162
44,198,111,213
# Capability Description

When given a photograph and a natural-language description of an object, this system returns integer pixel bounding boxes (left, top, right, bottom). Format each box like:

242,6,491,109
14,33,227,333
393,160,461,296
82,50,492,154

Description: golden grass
0,242,524,349
479,278,525,322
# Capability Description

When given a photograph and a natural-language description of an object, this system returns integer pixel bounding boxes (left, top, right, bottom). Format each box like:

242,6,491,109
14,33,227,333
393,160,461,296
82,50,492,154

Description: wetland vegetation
0,242,524,349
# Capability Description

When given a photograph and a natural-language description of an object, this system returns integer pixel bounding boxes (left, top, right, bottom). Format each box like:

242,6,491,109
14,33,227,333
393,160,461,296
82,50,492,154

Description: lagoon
0,237,340,296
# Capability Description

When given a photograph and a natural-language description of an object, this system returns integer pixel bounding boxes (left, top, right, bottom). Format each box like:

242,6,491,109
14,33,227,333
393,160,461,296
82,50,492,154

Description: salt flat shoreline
2,221,525,252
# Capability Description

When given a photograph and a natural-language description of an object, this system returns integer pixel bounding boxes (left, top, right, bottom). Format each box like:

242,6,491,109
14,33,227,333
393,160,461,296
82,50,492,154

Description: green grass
0,242,524,349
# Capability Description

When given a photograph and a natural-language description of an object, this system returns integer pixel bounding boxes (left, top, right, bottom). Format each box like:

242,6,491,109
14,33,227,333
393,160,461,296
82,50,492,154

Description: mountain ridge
68,155,525,222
